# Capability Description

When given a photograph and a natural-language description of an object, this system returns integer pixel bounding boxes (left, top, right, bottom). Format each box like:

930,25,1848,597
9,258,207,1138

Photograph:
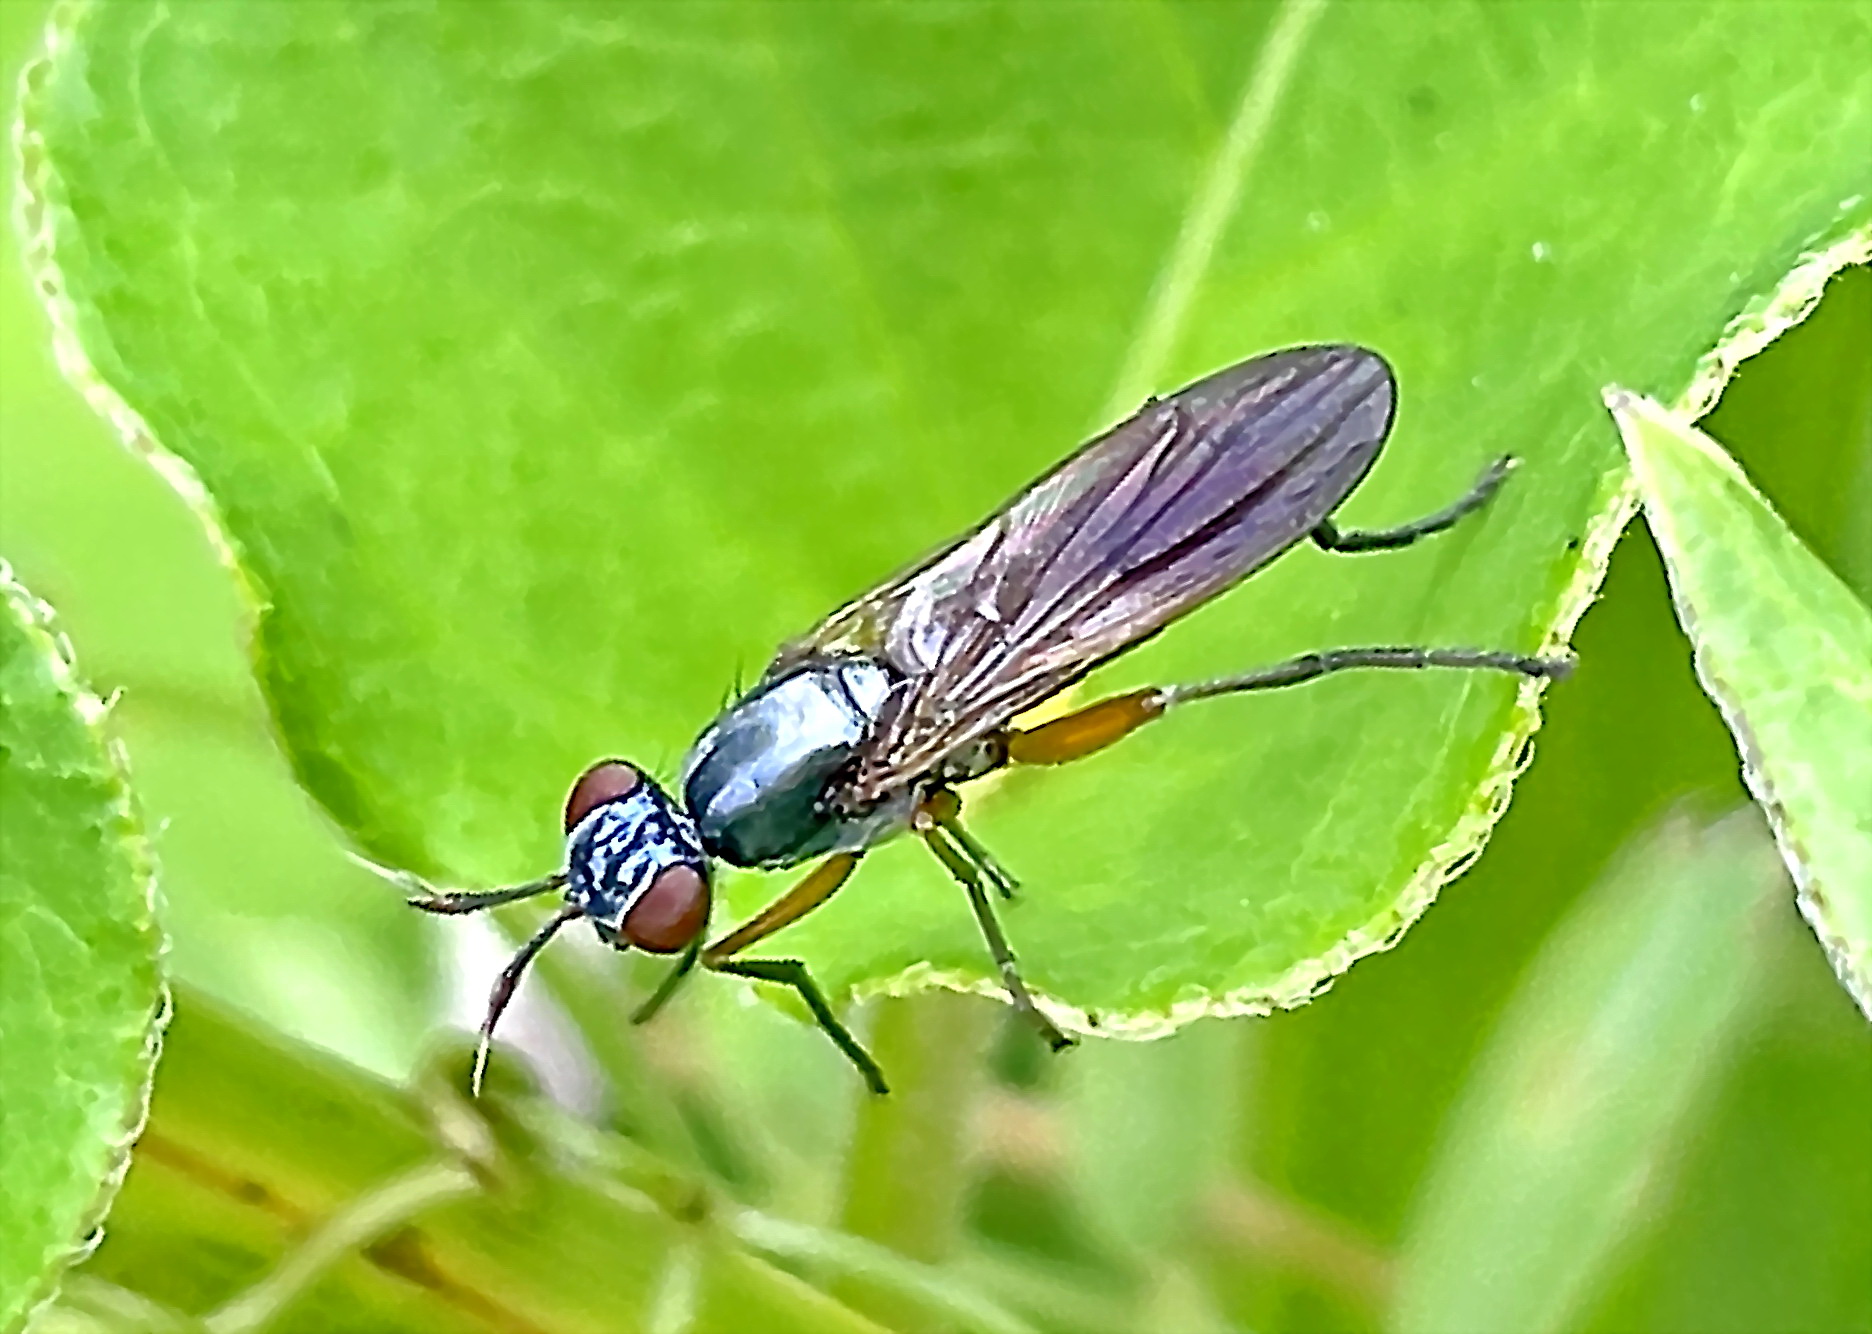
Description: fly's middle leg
915,789,1075,1053
714,956,890,1095
917,787,1018,899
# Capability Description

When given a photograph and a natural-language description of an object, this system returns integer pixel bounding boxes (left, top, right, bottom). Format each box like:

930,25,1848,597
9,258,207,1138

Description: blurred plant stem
727,1211,1036,1334
36,1278,202,1334
74,990,908,1333
1196,1179,1393,1311
202,1162,479,1334
835,993,995,1326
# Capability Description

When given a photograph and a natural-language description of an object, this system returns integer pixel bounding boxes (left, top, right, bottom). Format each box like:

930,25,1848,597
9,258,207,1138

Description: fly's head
563,760,712,953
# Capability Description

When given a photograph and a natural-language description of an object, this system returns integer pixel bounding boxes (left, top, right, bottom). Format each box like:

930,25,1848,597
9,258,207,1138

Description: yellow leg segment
703,853,860,965
1004,689,1166,766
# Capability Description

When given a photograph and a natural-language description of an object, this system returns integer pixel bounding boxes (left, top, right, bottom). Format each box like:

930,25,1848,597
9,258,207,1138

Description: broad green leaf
0,1,442,1080
0,562,163,1332
1392,810,1782,1334
19,1,1872,1033
1608,390,1872,1017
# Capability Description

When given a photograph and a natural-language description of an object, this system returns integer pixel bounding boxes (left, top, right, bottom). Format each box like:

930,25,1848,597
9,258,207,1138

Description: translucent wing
770,345,1397,806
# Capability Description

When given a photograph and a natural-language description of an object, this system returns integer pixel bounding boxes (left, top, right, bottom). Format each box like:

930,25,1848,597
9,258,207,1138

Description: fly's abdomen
680,657,899,869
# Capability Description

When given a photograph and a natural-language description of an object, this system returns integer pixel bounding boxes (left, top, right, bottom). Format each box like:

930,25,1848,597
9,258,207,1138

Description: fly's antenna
469,902,580,1096
406,871,566,915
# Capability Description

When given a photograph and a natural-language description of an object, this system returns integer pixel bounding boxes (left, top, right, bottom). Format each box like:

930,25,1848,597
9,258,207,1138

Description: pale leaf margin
0,562,168,1334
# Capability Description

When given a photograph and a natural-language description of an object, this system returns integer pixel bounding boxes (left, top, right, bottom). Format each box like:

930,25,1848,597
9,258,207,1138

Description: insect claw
468,1033,493,1099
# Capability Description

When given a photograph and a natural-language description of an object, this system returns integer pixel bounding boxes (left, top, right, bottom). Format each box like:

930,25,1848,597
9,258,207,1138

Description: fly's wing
776,345,1397,806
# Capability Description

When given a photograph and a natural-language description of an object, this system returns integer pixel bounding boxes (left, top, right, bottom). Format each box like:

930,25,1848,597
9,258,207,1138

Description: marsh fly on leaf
410,344,1572,1094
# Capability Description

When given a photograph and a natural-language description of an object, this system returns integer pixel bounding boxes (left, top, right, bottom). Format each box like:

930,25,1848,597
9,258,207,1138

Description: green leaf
0,1,443,1081
1391,810,1783,1334
0,562,164,1332
1608,388,1872,1017
19,1,1872,1031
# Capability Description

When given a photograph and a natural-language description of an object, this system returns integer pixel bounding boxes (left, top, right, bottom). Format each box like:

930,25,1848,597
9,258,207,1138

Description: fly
410,344,1572,1094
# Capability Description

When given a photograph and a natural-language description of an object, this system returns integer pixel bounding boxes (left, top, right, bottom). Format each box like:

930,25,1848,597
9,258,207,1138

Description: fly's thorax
680,655,913,869
930,731,1010,787
564,776,710,951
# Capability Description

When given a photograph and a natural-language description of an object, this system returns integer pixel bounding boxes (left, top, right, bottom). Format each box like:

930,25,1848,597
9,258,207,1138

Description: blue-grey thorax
680,656,914,869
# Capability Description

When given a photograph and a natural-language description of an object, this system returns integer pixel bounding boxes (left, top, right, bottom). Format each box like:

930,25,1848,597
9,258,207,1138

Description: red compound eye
622,865,711,953
564,760,642,832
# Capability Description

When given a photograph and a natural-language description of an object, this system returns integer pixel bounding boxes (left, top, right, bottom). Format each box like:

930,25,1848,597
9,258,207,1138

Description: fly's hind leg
1003,690,1167,766
1313,455,1515,553
1004,645,1572,769
916,790,1074,1053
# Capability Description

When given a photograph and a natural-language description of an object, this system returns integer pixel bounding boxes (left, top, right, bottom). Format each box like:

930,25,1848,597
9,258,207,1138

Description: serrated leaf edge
0,561,168,1334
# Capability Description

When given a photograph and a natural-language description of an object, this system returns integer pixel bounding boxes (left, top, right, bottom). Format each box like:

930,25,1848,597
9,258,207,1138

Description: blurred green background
2,3,1867,1332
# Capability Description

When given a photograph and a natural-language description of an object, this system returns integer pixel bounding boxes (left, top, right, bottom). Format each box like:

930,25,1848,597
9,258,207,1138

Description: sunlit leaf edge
0,561,167,1334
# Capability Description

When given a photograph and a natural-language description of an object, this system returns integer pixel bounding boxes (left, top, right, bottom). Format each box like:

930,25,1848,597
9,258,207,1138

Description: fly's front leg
631,939,701,1024
701,853,861,964
915,790,1074,1053
697,854,887,1093
471,903,581,1096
